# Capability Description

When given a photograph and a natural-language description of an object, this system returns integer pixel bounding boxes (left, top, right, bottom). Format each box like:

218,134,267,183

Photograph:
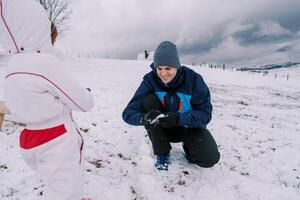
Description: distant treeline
238,62,300,72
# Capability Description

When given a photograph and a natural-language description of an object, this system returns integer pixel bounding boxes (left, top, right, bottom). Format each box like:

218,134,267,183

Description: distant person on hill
123,41,220,170
144,50,149,59
0,0,94,199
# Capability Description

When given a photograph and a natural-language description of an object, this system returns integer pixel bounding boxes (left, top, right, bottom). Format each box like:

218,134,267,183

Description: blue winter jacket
122,64,212,128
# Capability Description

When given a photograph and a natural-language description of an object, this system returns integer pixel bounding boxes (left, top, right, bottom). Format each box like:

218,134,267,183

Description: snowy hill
0,58,300,200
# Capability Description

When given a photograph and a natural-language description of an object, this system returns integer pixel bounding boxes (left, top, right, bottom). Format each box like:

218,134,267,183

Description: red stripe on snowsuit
20,124,66,149
77,129,84,164
5,72,88,112
0,0,20,53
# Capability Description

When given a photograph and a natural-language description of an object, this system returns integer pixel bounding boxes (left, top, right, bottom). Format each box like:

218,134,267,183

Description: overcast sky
56,0,300,64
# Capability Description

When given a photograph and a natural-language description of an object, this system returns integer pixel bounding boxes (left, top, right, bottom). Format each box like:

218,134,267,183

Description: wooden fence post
0,101,10,130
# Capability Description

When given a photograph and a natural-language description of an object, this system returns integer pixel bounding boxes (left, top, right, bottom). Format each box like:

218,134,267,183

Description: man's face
156,66,177,84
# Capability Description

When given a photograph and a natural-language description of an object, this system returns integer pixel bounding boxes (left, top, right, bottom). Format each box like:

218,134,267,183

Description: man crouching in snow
0,0,94,199
123,41,220,170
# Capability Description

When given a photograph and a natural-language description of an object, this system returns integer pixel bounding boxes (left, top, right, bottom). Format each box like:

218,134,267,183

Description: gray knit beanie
153,41,181,69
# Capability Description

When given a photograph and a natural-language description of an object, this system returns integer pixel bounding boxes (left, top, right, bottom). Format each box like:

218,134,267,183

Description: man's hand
140,110,162,128
157,112,179,128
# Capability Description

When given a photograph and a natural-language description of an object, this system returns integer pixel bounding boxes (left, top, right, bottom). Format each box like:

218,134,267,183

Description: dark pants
142,94,220,168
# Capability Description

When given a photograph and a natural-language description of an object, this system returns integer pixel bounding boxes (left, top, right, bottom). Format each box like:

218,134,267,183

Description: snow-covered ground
0,58,299,200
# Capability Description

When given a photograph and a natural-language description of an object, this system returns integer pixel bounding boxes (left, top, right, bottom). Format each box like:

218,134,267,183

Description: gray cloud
54,0,300,64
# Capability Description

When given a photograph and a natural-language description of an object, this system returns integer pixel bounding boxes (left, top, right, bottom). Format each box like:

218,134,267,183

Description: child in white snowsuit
0,0,94,199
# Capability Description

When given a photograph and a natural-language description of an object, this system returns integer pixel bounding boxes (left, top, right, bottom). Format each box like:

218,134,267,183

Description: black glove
140,110,162,129
157,112,179,128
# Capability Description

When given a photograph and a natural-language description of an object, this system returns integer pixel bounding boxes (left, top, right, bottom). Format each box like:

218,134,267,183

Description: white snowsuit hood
0,0,94,124
0,0,53,55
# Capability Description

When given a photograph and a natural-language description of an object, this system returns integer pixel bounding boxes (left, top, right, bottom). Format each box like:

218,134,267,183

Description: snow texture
0,58,299,200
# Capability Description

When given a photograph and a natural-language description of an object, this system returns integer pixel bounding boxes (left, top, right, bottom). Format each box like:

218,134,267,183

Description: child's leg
21,122,84,200
38,124,83,200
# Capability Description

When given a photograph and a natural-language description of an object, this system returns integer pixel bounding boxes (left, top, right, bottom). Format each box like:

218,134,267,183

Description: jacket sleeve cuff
136,113,145,126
